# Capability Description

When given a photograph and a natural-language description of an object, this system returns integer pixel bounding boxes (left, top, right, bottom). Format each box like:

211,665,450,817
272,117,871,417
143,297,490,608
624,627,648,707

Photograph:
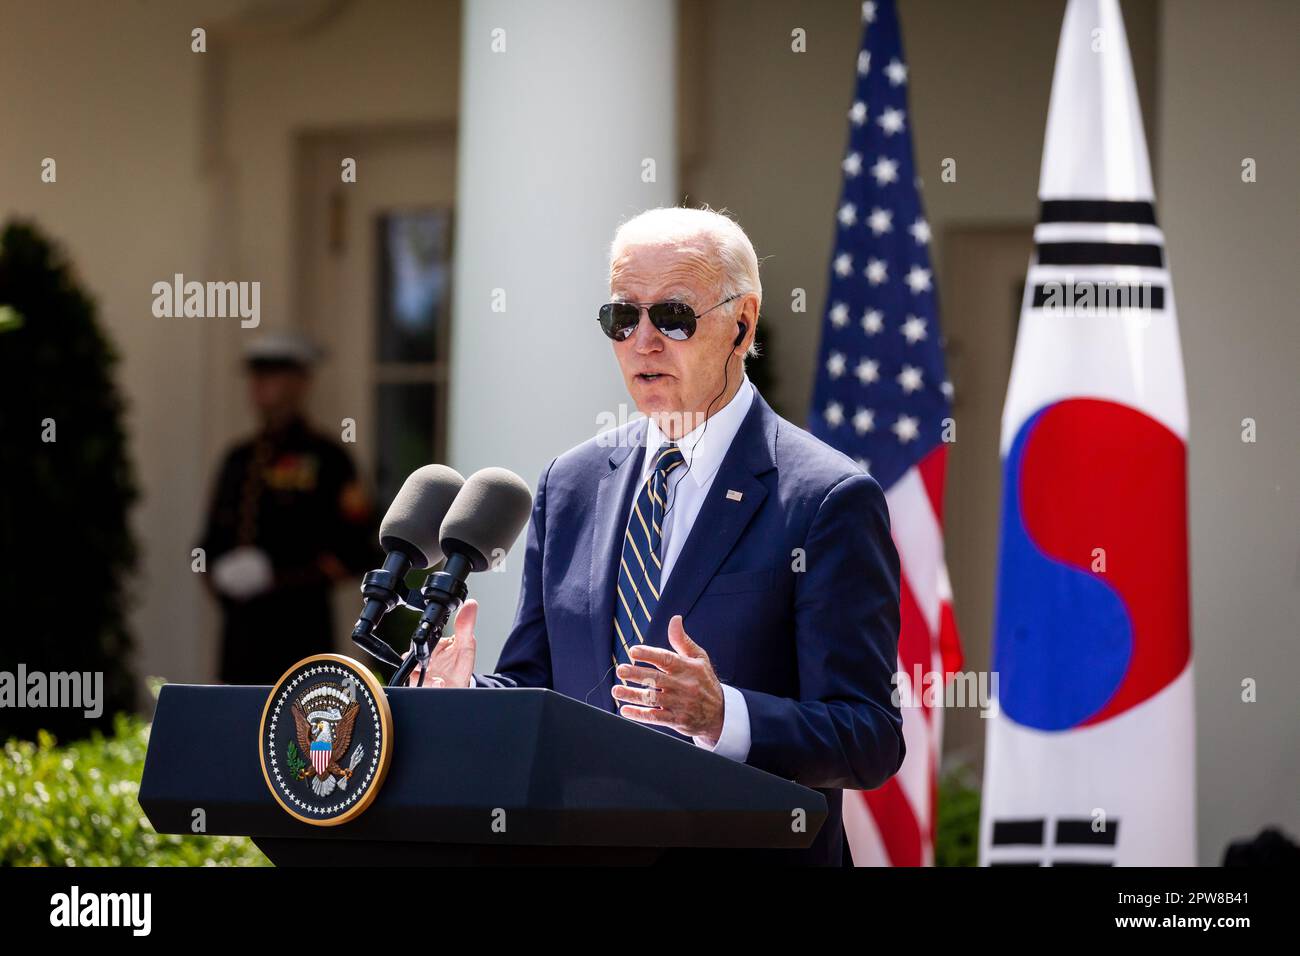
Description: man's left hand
612,615,725,745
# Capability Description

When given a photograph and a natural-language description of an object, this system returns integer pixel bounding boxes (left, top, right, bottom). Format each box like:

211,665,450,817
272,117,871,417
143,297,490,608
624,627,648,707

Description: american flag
809,0,963,867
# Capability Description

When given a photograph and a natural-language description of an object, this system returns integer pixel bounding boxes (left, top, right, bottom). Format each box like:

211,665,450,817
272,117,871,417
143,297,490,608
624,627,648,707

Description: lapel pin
725,489,743,502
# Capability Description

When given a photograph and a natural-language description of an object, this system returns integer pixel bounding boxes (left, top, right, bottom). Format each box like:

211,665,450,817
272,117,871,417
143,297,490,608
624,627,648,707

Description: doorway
294,124,457,649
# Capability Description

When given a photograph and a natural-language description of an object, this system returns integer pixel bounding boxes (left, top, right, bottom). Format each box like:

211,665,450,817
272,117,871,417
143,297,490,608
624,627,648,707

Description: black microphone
351,464,464,667
396,467,533,686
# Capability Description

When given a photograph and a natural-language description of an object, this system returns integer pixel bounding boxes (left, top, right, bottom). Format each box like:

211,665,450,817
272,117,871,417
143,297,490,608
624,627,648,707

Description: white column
448,0,678,657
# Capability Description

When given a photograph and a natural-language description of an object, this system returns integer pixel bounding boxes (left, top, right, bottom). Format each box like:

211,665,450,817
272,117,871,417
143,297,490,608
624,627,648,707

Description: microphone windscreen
379,464,465,568
440,467,534,572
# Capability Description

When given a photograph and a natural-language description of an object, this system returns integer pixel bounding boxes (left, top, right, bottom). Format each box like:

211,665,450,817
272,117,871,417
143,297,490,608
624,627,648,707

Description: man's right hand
406,598,478,688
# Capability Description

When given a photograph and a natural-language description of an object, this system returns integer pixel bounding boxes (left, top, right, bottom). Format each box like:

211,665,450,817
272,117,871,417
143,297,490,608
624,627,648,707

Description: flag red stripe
852,455,967,868
863,778,924,866
939,598,962,677
897,572,933,721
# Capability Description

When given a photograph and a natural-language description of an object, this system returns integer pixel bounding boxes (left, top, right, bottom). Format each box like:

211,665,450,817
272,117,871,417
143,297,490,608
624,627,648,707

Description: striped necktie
613,442,686,672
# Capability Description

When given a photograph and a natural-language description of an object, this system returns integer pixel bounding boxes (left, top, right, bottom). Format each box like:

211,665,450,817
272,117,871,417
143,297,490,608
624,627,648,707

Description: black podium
139,684,826,865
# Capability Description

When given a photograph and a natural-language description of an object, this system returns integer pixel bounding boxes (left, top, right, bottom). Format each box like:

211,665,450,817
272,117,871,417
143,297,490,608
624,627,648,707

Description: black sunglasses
597,294,741,342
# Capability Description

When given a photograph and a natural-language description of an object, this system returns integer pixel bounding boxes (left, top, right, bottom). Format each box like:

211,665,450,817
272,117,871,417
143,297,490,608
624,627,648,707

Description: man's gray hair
609,206,762,358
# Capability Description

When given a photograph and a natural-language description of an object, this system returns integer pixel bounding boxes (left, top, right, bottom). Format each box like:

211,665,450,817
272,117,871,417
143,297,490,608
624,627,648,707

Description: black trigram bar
991,819,1046,846
1036,242,1165,267
1031,283,1165,310
1040,199,1158,225
1056,818,1120,846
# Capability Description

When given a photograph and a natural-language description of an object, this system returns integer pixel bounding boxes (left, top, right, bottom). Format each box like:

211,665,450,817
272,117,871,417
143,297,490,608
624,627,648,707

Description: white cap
243,331,323,369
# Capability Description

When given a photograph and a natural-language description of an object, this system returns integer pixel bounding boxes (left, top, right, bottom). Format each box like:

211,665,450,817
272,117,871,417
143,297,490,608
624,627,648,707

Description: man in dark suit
413,207,903,864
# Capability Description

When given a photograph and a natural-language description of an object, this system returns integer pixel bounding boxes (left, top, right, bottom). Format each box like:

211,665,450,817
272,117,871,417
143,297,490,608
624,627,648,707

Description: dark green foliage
286,740,306,778
1,710,268,866
0,221,139,741
935,760,981,866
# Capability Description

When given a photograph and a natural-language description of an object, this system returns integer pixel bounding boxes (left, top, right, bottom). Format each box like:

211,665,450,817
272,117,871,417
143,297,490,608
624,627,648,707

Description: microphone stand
388,553,470,687
349,552,411,668
348,554,472,688
349,555,431,681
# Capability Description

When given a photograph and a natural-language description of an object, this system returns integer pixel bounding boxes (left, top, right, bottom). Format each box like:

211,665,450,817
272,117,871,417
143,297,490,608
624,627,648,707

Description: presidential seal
258,654,393,826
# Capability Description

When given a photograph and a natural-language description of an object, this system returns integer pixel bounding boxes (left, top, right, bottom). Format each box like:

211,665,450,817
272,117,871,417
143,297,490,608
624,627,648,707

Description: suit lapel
588,422,646,707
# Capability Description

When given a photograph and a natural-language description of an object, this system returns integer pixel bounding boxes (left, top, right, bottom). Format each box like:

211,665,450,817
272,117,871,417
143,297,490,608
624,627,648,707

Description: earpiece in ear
734,322,747,348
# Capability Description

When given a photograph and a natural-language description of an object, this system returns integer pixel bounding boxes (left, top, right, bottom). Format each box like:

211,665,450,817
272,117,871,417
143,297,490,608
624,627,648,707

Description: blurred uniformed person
198,333,376,684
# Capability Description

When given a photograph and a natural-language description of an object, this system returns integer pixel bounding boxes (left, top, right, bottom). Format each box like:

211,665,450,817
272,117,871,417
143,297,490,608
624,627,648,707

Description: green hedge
934,760,981,867
1,712,267,867
0,221,141,743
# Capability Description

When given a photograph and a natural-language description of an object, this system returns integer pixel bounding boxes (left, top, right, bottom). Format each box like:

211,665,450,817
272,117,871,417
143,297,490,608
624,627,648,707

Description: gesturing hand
406,598,478,688
612,614,725,745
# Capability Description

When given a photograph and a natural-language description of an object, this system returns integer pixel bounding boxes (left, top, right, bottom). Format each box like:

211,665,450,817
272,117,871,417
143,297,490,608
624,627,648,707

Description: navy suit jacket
475,390,904,865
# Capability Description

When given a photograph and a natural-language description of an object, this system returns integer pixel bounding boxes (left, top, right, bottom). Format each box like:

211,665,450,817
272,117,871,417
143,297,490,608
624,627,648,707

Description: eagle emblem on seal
288,682,365,798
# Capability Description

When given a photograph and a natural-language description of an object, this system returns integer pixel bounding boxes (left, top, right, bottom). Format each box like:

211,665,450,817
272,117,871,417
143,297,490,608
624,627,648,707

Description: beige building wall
0,0,460,688
209,0,460,672
212,0,461,454
0,0,208,686
1158,0,1300,865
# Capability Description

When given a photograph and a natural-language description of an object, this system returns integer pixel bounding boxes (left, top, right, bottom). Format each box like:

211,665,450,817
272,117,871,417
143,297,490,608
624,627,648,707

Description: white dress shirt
628,376,754,763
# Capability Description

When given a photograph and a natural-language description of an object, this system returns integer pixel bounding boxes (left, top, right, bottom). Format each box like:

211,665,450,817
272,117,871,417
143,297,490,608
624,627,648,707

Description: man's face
247,366,309,422
608,241,743,432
